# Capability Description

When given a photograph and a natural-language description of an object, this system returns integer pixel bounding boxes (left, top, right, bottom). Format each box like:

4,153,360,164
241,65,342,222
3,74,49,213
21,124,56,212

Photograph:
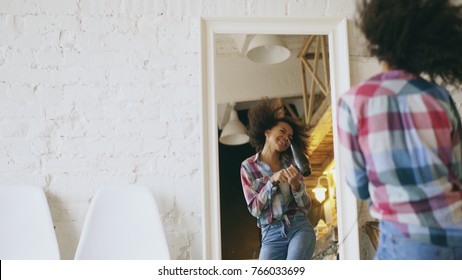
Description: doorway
218,108,259,260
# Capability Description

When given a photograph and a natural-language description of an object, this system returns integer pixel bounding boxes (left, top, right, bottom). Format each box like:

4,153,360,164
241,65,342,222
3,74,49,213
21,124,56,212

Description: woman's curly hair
247,99,308,154
357,0,462,85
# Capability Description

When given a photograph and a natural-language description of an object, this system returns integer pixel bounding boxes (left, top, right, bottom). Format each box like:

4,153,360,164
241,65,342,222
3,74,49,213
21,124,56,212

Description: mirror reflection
215,34,338,260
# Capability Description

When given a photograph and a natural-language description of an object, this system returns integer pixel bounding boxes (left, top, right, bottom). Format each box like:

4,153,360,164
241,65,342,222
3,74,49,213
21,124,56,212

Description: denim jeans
259,215,316,260
375,221,462,260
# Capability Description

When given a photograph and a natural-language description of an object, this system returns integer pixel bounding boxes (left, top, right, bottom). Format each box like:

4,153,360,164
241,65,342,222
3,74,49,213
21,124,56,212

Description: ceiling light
246,35,291,64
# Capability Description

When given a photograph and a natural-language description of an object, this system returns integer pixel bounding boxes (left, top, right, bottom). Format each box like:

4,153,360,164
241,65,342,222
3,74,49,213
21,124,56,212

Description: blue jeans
375,221,462,260
259,215,316,260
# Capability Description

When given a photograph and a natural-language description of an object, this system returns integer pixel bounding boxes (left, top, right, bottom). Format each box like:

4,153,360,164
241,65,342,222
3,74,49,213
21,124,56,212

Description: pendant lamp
219,105,249,146
246,35,291,64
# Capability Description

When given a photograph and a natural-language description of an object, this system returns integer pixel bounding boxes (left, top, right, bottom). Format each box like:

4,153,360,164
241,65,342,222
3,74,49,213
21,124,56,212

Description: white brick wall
2,0,460,260
0,0,202,260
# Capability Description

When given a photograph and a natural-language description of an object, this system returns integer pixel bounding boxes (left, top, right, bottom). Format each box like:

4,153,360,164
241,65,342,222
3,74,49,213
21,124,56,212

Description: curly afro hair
357,0,462,85
247,99,309,154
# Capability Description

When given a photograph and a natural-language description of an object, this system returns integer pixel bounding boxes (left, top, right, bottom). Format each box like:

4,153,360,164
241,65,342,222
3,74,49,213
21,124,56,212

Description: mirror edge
200,17,360,260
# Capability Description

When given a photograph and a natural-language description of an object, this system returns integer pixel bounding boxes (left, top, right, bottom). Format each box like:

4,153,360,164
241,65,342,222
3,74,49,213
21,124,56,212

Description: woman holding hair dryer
240,99,316,260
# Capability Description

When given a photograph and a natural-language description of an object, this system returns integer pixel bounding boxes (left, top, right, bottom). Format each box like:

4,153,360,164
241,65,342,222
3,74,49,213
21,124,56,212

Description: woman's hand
271,165,301,191
286,165,301,191
271,169,287,185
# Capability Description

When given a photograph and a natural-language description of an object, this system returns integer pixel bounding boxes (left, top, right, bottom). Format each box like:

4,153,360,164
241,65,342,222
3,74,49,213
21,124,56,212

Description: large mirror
200,18,359,260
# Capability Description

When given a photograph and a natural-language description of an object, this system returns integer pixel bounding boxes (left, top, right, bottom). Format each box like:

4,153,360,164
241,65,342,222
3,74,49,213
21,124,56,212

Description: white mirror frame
200,17,360,260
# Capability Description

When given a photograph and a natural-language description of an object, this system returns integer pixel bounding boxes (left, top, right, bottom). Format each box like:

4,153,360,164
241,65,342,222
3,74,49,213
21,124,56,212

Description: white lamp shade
219,110,249,146
246,35,291,64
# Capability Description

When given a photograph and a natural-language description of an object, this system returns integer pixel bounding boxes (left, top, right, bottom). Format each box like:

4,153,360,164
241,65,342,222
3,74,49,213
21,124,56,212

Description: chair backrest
74,185,170,260
0,185,60,260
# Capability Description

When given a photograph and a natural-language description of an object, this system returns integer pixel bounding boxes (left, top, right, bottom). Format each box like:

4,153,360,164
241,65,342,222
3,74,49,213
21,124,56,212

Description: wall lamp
312,175,331,203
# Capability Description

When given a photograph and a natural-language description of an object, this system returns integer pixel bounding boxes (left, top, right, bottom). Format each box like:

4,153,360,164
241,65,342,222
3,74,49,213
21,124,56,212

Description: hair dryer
272,143,312,187
290,143,311,177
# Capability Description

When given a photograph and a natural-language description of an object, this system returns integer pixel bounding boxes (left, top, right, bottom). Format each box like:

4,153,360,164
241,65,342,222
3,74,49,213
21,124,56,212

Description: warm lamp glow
313,175,332,203
315,219,329,236
312,186,327,203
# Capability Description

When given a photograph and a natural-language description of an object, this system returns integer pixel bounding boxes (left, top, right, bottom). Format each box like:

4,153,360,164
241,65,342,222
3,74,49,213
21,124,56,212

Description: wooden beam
301,58,328,96
307,36,321,125
300,61,310,125
282,99,299,120
319,151,334,173
297,35,316,58
307,81,315,125
321,35,330,91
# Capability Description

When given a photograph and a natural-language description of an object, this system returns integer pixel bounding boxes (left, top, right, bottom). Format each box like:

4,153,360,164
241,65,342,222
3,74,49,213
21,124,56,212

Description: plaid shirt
337,70,462,246
240,152,312,227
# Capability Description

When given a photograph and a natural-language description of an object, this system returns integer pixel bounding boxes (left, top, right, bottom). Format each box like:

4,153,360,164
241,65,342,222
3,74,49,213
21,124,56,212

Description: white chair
0,185,60,260
74,185,170,259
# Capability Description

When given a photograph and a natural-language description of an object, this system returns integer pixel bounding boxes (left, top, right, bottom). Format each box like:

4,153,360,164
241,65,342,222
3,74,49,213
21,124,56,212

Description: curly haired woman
240,99,316,260
338,0,462,259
